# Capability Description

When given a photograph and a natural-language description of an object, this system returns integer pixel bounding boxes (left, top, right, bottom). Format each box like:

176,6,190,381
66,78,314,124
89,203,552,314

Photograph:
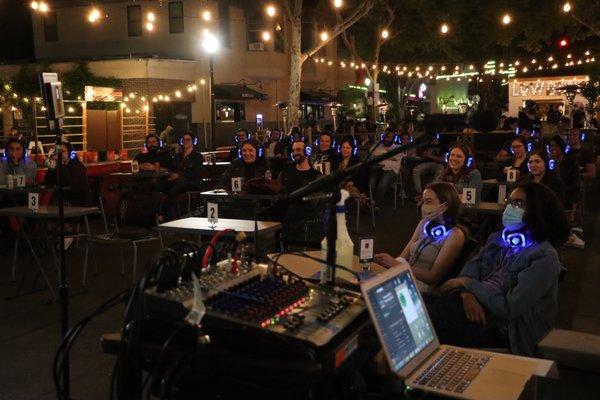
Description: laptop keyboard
414,348,491,394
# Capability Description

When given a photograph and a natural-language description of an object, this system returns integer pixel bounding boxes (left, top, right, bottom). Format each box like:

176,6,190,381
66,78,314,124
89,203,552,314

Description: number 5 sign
462,188,476,205
207,202,218,225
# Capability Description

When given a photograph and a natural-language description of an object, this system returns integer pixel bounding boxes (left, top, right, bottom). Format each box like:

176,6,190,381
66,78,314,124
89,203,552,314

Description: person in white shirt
368,129,403,209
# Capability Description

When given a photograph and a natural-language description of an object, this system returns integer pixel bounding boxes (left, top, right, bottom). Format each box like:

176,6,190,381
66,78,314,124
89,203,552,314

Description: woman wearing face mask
425,181,569,356
374,182,466,292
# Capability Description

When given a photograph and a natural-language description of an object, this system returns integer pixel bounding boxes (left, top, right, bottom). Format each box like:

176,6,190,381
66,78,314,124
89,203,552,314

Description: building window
246,9,266,51
169,2,184,34
274,20,284,53
216,102,245,122
218,3,230,48
127,5,142,37
43,11,58,42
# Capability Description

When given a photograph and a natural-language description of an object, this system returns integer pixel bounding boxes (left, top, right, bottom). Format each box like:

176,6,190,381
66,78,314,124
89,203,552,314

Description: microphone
302,192,334,202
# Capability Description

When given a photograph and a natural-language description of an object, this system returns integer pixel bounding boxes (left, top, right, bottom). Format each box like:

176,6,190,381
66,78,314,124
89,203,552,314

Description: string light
175,90,182,98
146,12,155,22
202,10,211,21
145,22,154,31
502,13,512,25
381,29,389,39
320,31,329,41
261,31,271,41
440,23,449,34
562,2,572,13
39,2,48,13
30,1,39,10
200,79,206,85
266,4,276,17
333,0,343,8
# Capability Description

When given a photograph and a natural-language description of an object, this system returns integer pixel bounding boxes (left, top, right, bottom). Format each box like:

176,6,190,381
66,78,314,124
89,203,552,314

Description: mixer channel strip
205,274,310,327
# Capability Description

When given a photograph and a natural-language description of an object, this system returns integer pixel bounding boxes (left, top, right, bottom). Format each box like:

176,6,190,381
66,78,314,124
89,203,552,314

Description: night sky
0,0,34,62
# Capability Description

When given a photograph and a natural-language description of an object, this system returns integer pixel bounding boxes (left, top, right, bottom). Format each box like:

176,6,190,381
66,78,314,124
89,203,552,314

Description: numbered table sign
313,162,324,174
28,193,39,212
207,202,218,225
131,160,139,173
506,168,518,183
16,174,26,188
359,237,375,270
203,154,212,164
231,177,244,193
462,188,476,205
498,184,507,204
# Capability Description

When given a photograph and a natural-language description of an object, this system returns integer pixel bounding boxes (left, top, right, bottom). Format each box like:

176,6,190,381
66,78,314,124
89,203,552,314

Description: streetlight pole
209,56,216,150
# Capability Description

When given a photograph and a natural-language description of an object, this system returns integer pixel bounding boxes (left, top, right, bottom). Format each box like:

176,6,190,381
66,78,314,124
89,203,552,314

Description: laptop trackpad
464,357,536,400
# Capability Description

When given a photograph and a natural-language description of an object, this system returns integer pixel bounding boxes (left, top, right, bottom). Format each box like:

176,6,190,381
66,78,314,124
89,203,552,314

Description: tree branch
304,0,376,59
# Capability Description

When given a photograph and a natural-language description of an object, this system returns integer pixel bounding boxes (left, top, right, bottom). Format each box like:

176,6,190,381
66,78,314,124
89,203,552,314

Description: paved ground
0,193,598,399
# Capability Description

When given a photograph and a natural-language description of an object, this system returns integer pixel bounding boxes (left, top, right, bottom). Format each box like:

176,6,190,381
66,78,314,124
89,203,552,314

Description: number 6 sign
231,177,243,192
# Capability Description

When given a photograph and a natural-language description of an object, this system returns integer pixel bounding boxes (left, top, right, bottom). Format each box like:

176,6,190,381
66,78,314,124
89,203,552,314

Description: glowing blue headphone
502,228,531,250
314,134,337,150
444,145,473,169
69,150,77,160
289,143,312,161
527,154,555,172
238,143,264,159
580,131,586,142
179,134,198,146
399,135,413,145
337,139,359,156
423,221,449,240
380,131,398,144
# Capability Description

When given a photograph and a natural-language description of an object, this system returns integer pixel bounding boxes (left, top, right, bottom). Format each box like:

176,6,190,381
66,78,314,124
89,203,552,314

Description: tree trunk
369,69,380,124
287,2,304,129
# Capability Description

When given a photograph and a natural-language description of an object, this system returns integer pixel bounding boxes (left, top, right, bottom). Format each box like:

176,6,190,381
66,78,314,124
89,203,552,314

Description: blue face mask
502,204,525,229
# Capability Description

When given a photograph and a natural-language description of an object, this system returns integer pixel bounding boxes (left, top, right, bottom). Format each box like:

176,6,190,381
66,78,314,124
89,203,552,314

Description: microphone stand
288,131,434,286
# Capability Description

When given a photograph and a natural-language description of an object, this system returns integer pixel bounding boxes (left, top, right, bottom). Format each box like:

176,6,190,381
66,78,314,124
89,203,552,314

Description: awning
300,91,338,106
214,84,267,101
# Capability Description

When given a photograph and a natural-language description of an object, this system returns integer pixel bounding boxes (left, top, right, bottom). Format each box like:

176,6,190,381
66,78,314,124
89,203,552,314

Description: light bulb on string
202,10,211,21
562,2,572,13
502,13,512,25
440,23,449,34
320,31,329,41
266,4,276,17
145,22,154,31
381,29,389,39
261,31,271,41
147,12,155,22
30,1,39,10
333,0,343,8
39,2,48,13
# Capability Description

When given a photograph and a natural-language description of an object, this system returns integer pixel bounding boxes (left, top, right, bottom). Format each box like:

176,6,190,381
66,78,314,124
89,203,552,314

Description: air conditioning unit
248,42,265,51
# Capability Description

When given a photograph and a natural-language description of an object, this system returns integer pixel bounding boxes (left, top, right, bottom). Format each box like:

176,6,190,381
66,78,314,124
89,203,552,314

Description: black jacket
171,150,205,182
219,158,268,189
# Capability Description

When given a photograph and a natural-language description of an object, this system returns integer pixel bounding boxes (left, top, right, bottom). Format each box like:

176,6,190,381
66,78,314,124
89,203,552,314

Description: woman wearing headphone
333,136,367,204
0,138,37,186
496,136,529,182
442,144,482,203
525,149,565,203
44,142,92,206
159,132,205,220
219,139,268,190
428,181,569,356
374,182,467,292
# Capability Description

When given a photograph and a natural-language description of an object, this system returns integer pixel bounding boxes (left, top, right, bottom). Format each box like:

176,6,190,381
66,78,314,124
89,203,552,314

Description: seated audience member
525,150,565,203
0,138,36,186
442,144,482,202
160,132,205,220
134,134,172,172
278,141,322,243
412,134,446,201
566,128,597,181
310,131,340,174
374,182,466,292
496,136,529,181
496,122,544,163
228,129,250,162
264,128,287,158
219,139,268,190
333,137,368,203
368,129,403,209
426,181,569,356
44,142,93,206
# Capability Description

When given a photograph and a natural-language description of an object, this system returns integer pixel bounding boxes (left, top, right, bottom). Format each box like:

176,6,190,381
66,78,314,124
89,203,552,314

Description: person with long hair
425,181,569,356
333,136,367,203
526,149,565,203
442,143,482,202
374,182,466,292
219,139,268,189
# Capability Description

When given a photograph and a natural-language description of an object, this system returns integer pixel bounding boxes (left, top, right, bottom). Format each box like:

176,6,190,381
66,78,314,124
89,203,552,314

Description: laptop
360,264,538,400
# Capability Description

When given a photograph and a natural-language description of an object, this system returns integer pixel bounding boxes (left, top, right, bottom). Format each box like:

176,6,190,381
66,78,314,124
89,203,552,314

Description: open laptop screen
365,269,435,373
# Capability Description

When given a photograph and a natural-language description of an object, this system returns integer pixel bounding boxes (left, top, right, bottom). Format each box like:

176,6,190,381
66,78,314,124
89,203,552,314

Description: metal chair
392,172,406,209
88,196,161,284
354,188,375,230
